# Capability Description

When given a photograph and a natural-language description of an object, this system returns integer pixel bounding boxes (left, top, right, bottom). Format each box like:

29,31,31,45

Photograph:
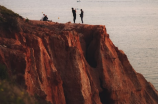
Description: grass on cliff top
0,5,23,32
0,5,20,16
0,5,21,23
0,64,51,104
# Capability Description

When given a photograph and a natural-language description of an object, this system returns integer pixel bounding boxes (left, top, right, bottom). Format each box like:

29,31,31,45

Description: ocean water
1,0,158,90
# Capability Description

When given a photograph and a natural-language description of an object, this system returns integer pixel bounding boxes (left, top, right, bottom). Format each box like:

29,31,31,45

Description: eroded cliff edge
0,6,158,104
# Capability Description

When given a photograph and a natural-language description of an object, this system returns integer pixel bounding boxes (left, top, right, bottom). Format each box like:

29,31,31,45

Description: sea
1,0,158,90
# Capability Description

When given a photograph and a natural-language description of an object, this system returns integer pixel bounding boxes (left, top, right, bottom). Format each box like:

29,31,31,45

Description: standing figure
72,8,76,23
80,9,84,23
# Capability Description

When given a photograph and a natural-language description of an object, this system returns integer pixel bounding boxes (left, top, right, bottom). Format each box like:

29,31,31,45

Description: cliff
0,6,158,104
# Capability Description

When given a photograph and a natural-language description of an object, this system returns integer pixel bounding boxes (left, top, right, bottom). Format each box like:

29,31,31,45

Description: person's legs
81,17,83,23
74,16,76,23
73,17,74,23
73,17,75,23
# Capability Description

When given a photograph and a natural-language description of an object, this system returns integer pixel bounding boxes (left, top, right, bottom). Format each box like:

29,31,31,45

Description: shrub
0,64,50,104
0,80,28,104
0,5,21,19
0,5,23,32
0,80,51,104
0,64,8,80
25,18,29,22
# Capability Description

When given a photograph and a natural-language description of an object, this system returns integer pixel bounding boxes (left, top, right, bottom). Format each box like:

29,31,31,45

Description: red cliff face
0,10,158,103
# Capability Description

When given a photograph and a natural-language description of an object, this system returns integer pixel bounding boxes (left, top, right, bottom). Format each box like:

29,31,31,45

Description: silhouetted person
72,8,76,23
80,9,84,23
43,14,48,21
40,14,45,21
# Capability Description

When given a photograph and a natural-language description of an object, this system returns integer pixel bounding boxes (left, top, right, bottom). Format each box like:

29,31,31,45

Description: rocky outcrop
0,6,158,104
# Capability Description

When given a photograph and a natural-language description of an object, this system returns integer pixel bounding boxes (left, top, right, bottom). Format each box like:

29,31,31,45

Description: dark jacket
43,16,48,21
72,9,76,17
80,11,83,18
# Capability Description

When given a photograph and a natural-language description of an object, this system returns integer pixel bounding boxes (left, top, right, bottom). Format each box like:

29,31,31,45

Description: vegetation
0,64,8,80
0,5,20,17
25,18,29,22
0,64,50,104
0,80,32,104
0,5,23,32
0,5,21,23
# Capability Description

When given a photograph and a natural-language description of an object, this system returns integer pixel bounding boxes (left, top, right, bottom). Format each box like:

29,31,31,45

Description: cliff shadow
78,28,100,68
99,78,114,104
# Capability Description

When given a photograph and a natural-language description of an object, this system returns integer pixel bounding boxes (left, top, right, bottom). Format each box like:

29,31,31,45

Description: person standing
72,8,76,23
80,9,84,23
